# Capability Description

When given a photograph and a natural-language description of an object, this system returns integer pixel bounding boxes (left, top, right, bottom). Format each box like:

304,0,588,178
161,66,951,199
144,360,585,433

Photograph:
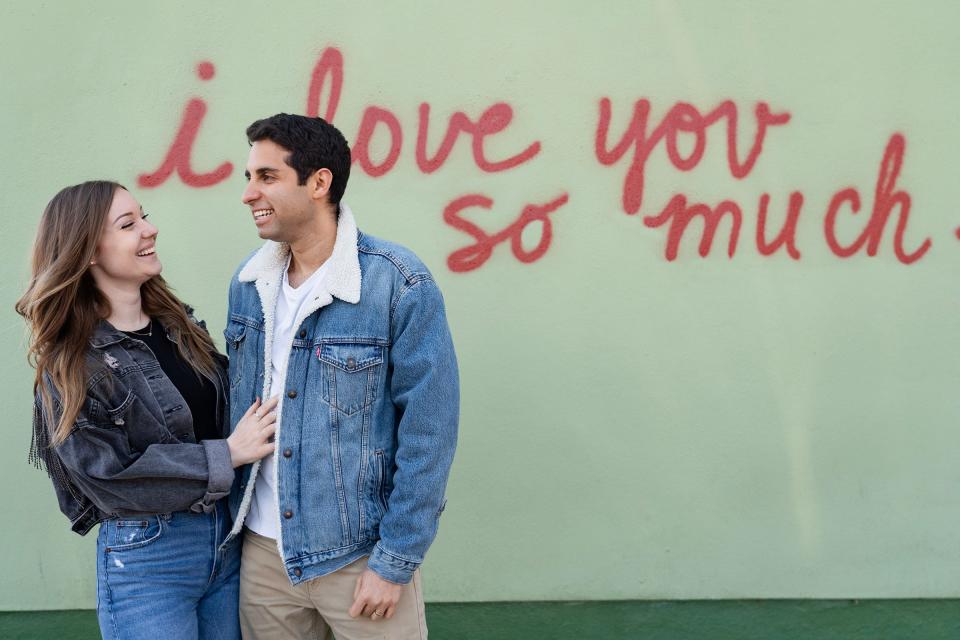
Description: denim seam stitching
102,538,120,640
329,386,350,544
206,504,221,587
228,313,264,330
311,337,390,346
389,276,435,317
285,540,371,566
376,545,420,565
357,246,417,283
389,283,412,320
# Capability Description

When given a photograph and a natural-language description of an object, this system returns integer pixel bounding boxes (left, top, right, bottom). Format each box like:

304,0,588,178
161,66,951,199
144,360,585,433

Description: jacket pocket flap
223,322,246,346
319,344,383,372
87,389,136,427
105,390,136,417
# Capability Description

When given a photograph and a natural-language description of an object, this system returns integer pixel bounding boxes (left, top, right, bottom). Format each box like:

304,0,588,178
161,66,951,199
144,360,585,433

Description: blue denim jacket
224,204,459,585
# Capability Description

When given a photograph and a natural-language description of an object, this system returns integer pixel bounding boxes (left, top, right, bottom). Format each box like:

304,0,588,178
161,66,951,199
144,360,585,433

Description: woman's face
89,188,162,291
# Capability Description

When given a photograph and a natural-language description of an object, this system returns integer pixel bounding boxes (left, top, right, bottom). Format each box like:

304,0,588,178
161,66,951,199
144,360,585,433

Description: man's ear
310,168,333,201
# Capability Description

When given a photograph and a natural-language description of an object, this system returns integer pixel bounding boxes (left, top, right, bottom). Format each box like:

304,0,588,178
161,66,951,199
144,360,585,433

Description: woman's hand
226,396,279,468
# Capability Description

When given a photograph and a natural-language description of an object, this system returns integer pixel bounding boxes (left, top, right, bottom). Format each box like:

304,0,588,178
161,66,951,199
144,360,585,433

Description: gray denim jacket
31,312,233,535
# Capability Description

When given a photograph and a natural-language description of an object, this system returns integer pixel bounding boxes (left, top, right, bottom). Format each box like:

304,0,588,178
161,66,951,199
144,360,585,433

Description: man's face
242,139,314,242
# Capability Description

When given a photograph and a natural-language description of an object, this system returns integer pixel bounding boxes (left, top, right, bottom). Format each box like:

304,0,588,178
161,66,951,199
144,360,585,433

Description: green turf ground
2,600,958,639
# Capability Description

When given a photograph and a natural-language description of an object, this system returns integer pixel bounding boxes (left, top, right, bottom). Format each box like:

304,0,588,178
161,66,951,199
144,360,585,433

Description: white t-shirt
246,257,329,539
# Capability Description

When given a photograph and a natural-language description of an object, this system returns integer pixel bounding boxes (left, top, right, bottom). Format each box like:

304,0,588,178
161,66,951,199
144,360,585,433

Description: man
224,113,459,639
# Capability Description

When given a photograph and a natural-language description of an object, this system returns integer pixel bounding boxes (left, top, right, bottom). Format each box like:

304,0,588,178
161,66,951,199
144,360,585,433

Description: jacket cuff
192,439,234,513
367,543,421,584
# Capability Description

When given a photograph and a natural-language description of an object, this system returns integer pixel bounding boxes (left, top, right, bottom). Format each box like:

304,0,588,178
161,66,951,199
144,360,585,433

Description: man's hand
348,568,403,621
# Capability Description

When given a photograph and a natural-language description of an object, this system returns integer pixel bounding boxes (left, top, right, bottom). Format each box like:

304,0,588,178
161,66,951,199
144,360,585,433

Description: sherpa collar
237,202,361,304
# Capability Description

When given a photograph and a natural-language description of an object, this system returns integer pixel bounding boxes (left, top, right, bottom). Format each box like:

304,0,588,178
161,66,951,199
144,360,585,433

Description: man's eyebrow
245,167,278,178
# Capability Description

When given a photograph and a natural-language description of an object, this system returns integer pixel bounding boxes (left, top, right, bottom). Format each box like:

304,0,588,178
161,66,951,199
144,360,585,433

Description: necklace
127,317,153,337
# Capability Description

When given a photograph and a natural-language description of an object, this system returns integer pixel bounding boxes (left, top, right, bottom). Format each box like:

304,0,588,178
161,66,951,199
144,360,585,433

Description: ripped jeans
95,500,240,640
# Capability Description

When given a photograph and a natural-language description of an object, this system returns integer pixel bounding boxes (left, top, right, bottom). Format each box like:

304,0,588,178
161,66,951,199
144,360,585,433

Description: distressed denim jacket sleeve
45,390,234,517
367,277,460,584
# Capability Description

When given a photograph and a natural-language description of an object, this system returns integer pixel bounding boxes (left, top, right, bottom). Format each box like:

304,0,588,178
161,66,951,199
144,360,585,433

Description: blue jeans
96,500,240,640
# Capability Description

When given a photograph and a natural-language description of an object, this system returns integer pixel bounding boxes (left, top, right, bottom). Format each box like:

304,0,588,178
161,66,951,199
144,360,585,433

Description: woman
16,180,277,640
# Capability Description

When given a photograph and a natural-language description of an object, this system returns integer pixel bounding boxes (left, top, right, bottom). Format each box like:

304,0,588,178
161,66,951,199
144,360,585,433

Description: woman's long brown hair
16,180,217,447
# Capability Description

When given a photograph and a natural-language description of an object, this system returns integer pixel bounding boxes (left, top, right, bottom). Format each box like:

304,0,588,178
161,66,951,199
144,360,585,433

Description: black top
123,319,220,442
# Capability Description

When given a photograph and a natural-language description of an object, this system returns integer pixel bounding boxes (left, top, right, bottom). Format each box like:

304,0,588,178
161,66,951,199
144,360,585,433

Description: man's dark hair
246,113,351,205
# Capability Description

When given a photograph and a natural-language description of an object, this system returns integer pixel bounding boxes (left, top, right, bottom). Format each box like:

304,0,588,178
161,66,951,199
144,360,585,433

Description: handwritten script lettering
138,47,934,271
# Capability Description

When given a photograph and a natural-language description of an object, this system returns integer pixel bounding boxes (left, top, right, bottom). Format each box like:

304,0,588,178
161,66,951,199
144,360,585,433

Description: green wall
2,0,958,610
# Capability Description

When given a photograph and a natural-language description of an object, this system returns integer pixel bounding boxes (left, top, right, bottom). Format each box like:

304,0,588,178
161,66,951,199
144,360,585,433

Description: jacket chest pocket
319,344,383,416
89,390,177,451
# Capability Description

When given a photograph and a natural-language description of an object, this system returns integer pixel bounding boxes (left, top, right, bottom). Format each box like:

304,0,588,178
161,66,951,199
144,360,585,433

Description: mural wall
1,0,958,609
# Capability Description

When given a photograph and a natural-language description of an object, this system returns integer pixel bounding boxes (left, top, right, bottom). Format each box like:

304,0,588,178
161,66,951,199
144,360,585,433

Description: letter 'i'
138,61,233,188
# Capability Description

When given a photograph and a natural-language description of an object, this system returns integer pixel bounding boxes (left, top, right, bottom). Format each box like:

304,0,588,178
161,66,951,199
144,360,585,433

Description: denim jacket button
113,418,124,426
283,510,294,519
299,329,307,338
287,390,297,399
283,449,293,458
293,567,302,577
346,357,357,370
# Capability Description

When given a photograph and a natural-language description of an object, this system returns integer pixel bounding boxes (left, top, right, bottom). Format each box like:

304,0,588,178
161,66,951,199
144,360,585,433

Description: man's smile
253,208,274,227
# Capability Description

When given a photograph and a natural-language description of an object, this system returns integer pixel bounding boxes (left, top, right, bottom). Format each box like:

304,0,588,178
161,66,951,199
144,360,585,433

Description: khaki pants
239,529,427,639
